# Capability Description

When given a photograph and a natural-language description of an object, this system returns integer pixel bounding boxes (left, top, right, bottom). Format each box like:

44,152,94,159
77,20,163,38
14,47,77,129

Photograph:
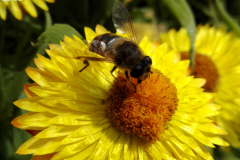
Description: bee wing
112,1,137,43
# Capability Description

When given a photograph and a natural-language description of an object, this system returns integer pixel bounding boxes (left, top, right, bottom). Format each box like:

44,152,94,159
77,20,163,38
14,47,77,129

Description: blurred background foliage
0,0,240,159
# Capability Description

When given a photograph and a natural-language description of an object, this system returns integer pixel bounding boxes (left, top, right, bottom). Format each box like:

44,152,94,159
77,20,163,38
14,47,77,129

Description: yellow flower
12,25,228,160
161,24,240,148
0,0,55,20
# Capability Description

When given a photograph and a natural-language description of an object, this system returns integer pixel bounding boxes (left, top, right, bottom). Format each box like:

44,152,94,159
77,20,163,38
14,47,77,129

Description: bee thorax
115,41,144,69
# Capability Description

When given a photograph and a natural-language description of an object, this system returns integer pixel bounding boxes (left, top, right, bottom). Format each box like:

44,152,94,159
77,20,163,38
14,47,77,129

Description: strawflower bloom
0,0,55,20
161,24,240,148
12,25,228,160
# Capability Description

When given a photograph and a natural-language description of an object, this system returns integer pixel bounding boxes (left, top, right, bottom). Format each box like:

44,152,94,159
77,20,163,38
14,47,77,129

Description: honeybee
54,1,152,92
76,1,152,92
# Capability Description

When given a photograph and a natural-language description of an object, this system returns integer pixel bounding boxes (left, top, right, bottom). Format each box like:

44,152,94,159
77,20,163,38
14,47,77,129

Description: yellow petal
23,83,39,98
8,1,22,20
26,67,58,87
31,153,56,160
13,112,54,128
207,136,229,146
168,127,207,159
93,127,121,159
17,137,41,154
95,24,108,34
84,27,97,41
44,0,55,3
137,140,149,160
32,0,49,11
170,119,215,148
35,125,78,138
108,132,126,160
144,142,174,160
174,111,213,123
0,1,7,20
169,137,196,157
20,0,37,17
68,122,110,138
34,137,65,155
188,78,206,88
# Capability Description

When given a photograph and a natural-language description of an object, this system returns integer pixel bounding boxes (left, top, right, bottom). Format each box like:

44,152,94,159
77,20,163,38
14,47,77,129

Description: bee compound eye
145,56,152,65
130,64,144,78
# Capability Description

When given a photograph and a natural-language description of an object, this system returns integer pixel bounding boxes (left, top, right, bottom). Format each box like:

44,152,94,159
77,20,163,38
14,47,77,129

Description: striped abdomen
89,33,121,57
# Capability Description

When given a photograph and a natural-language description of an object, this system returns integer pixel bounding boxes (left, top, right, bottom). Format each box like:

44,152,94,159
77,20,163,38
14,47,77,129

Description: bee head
130,56,152,80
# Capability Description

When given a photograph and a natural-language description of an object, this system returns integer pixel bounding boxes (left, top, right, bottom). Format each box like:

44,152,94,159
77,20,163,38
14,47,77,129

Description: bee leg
77,57,111,72
79,59,89,72
125,71,137,93
138,79,142,84
111,66,122,95
110,66,119,82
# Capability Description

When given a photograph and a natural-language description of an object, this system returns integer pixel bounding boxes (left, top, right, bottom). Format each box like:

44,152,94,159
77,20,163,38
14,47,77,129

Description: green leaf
12,128,32,153
1,136,14,159
3,71,29,119
162,0,196,68
37,24,83,45
0,65,5,117
10,127,32,160
215,0,240,36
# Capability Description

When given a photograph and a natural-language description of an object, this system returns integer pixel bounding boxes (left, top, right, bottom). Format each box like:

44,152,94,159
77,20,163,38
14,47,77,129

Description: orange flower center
107,69,178,142
181,52,219,92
